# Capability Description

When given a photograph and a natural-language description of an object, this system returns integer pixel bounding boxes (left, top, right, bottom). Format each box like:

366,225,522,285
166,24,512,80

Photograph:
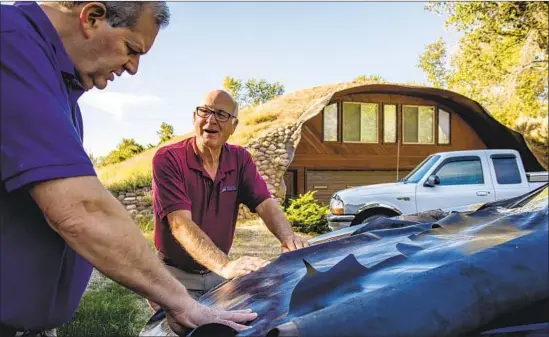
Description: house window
342,102,378,143
383,104,397,143
402,105,434,144
438,109,450,144
323,103,338,141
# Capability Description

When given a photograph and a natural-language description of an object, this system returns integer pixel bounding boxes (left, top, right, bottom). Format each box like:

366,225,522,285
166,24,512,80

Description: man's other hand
219,256,269,279
166,301,257,334
281,234,310,253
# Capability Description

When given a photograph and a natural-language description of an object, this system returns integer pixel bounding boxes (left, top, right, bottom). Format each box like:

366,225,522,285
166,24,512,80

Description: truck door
415,155,496,213
488,153,530,200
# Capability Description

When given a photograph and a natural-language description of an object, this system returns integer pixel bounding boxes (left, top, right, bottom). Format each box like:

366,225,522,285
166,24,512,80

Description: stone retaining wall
238,123,302,219
112,122,303,221
114,187,153,217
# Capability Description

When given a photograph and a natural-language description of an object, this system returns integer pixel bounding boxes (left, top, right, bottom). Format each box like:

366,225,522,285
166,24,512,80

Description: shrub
284,191,330,234
135,213,154,233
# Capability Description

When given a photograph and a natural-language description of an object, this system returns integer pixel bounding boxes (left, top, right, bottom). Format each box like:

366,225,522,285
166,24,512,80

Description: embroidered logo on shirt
222,185,237,192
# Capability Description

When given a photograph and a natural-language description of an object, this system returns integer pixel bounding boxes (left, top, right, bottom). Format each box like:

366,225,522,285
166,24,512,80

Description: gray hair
57,1,170,29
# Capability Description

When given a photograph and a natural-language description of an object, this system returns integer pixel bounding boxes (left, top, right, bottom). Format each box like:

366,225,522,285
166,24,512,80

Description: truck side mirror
424,174,440,187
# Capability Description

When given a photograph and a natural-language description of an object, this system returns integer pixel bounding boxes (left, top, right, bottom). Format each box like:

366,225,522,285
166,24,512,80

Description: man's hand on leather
165,299,257,334
280,234,310,253
219,256,270,279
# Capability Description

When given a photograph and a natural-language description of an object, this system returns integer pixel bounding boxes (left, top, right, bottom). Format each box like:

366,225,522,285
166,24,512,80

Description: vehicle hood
336,182,416,200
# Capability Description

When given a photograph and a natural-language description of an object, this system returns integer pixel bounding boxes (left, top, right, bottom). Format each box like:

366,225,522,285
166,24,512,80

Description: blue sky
76,2,461,157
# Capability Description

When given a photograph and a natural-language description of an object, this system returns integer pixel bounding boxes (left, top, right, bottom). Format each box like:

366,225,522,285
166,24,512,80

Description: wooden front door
283,169,297,200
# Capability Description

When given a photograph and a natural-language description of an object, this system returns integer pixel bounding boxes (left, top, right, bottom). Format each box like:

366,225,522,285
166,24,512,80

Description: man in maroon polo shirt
151,89,310,304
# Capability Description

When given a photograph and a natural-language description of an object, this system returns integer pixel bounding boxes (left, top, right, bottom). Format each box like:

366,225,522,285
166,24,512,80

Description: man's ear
231,119,239,133
79,2,108,38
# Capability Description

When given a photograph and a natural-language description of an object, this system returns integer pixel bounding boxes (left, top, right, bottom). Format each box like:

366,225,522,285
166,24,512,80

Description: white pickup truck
327,149,548,231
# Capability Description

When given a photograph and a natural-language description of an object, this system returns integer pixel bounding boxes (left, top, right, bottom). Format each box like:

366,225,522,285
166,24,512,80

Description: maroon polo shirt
152,136,272,272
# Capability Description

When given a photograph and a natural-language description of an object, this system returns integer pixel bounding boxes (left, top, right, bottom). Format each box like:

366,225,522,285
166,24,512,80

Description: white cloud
79,89,161,120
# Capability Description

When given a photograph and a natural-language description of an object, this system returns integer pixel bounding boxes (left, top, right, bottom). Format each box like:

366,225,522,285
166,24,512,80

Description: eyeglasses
196,106,237,123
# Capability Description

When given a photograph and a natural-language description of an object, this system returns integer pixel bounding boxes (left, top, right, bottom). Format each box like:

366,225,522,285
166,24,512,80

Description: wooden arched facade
284,84,542,204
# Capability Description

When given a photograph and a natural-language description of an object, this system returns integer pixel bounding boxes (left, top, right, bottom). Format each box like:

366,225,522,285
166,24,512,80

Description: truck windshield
401,155,441,183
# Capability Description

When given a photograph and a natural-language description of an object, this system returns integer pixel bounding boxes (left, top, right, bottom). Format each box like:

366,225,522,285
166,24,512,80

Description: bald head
201,90,239,117
194,89,239,150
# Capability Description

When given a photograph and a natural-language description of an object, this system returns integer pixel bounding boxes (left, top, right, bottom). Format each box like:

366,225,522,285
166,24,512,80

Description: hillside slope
97,80,366,191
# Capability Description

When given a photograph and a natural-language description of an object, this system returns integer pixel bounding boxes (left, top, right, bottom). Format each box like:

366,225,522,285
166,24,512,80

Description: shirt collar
15,2,84,92
188,137,237,175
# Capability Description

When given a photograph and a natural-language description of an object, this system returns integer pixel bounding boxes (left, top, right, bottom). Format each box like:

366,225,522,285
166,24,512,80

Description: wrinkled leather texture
141,185,548,337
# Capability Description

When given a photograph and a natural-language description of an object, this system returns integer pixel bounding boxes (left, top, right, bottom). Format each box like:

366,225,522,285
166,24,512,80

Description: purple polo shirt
1,2,96,331
152,137,272,272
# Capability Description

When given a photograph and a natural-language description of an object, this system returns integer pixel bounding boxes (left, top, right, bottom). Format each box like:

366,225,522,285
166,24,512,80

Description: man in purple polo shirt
150,89,310,308
0,2,257,336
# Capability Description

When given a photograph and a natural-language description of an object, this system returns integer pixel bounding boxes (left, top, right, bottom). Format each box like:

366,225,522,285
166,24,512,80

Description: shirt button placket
208,180,216,210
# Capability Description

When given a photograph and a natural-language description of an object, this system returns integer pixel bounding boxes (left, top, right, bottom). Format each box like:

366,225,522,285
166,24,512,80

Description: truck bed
527,171,549,183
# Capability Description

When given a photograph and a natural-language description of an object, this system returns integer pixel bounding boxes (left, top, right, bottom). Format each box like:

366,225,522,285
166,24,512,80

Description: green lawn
58,217,156,337
58,278,150,337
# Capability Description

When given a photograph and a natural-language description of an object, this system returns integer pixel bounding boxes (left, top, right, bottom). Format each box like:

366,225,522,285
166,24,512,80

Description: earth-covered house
98,80,545,216
240,81,544,205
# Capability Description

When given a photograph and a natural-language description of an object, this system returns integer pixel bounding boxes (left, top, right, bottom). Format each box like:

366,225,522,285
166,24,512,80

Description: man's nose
124,56,140,75
206,112,218,124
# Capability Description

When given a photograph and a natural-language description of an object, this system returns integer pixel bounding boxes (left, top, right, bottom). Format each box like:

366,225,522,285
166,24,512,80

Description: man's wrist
213,255,231,277
278,230,296,243
158,282,195,312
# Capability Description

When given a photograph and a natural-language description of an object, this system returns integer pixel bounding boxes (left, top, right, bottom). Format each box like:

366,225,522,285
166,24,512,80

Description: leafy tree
223,76,285,107
353,74,384,83
244,79,285,106
223,76,244,105
418,38,449,88
427,2,547,50
419,2,548,128
157,122,174,144
117,138,144,158
101,138,145,166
